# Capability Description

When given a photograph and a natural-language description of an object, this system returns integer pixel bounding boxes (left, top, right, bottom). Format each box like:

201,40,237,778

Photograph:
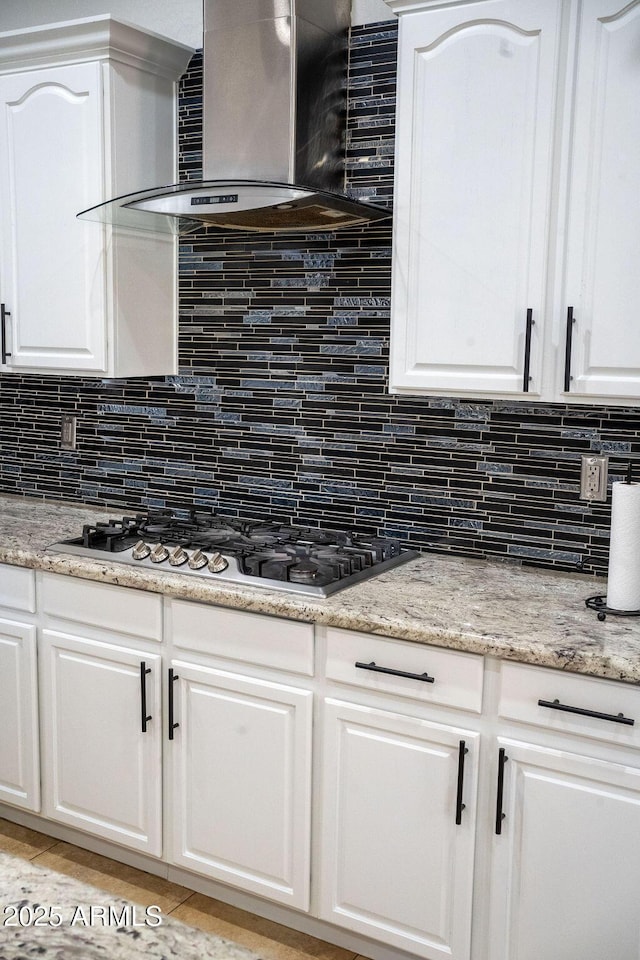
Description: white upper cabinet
561,0,640,399
388,0,562,399
387,0,640,405
0,18,192,377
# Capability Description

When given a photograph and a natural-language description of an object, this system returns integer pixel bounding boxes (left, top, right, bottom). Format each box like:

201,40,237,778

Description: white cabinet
7,561,640,959
484,660,640,960
169,659,313,909
36,577,316,899
387,0,640,405
39,628,163,856
0,564,39,813
487,739,640,960
0,17,191,377
168,599,314,908
388,0,562,399
0,617,39,812
560,0,640,399
38,573,164,855
319,699,479,959
317,628,482,960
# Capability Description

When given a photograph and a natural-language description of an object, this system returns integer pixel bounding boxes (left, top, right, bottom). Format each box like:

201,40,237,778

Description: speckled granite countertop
1,494,639,684
0,850,258,960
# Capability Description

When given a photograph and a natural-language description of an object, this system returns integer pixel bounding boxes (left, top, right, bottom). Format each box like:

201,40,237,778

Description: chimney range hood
78,0,390,235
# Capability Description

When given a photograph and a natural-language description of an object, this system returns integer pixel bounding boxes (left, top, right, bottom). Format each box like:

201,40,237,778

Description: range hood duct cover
78,0,390,235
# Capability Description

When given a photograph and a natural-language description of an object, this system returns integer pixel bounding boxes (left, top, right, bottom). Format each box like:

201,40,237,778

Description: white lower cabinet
487,738,640,960
483,659,640,960
0,564,39,813
6,567,640,960
0,616,39,812
317,628,484,960
318,699,479,959
169,659,313,909
39,628,163,856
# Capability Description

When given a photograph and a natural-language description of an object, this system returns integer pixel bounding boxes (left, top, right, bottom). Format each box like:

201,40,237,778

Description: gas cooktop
47,509,419,598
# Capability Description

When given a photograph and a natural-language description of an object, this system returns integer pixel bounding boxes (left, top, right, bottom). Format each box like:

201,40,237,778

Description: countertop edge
2,543,639,686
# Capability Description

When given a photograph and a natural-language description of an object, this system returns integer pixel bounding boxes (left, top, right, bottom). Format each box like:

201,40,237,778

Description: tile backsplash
0,21,636,578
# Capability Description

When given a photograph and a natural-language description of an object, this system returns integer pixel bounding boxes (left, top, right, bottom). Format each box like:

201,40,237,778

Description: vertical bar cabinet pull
140,661,152,733
564,306,575,392
1,303,11,363
455,739,469,825
495,747,508,835
522,308,534,392
168,668,179,740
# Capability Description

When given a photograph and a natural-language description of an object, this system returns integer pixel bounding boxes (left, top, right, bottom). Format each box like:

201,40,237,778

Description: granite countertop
0,850,258,960
1,493,639,684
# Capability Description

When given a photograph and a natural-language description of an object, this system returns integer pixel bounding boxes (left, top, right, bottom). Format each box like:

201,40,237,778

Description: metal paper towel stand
586,462,640,620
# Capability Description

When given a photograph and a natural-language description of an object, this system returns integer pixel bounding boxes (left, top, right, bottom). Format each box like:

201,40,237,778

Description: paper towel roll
606,481,640,611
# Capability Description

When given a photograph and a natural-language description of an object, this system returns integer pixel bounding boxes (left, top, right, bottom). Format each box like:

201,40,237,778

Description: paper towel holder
587,461,640,619
585,595,640,621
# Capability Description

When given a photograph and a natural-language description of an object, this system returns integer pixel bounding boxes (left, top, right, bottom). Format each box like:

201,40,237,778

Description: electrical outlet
60,414,77,450
580,454,608,501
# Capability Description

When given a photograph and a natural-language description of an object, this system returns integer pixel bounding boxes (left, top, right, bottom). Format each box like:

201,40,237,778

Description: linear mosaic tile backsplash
1,20,638,578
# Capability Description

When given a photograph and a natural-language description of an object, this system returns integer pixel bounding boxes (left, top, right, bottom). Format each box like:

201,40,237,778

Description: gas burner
48,510,419,598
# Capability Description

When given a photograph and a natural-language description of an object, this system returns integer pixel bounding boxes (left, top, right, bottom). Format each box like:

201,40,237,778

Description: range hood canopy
78,180,390,236
78,0,391,234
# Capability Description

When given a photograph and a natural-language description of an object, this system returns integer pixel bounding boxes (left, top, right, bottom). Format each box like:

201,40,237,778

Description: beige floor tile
33,841,193,914
0,818,58,860
172,893,360,960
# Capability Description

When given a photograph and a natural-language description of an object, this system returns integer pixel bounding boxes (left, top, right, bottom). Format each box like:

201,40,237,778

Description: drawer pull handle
455,740,468,825
168,668,180,740
495,747,508,835
355,661,435,684
140,661,152,733
538,698,634,726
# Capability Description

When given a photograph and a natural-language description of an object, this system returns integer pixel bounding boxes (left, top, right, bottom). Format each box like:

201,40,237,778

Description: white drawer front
498,661,640,747
325,628,483,712
41,573,162,641
170,599,314,676
0,564,36,614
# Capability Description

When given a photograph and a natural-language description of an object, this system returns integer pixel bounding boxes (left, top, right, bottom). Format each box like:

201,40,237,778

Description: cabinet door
562,0,640,399
488,737,640,960
318,698,479,960
390,0,562,397
39,629,162,856
170,659,313,910
0,62,107,372
0,618,39,812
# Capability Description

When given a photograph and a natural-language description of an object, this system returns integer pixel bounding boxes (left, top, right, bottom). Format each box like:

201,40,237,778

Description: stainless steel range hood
78,0,390,235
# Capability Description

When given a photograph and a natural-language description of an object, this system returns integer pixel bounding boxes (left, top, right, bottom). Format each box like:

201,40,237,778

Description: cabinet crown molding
0,16,193,79
384,0,490,13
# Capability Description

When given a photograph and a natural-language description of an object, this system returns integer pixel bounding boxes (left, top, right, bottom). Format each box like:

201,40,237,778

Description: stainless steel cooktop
47,509,418,598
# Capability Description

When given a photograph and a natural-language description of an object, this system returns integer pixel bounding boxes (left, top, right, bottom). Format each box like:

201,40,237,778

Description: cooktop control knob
208,552,229,574
188,549,209,570
149,543,170,563
132,540,151,560
169,546,189,567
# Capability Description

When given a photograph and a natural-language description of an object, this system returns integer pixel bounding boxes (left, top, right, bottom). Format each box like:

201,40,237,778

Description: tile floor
0,818,369,960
